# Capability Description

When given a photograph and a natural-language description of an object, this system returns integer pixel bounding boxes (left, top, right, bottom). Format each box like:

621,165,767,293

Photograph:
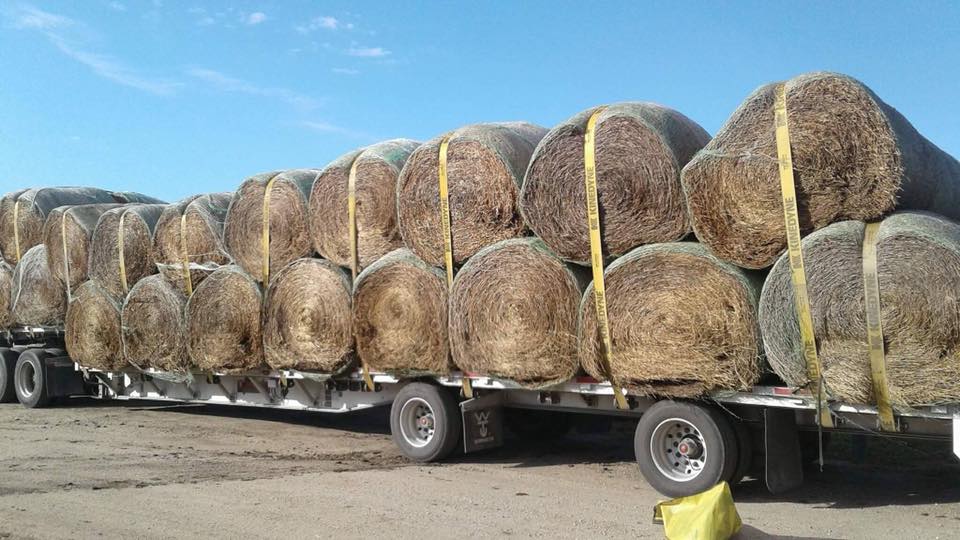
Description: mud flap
45,355,87,398
461,392,504,454
764,408,804,494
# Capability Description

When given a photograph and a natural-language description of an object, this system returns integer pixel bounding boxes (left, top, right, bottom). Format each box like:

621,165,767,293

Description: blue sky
1,1,958,202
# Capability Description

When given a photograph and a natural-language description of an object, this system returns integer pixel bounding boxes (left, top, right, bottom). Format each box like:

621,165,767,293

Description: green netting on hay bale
579,242,763,397
0,187,163,264
154,193,233,293
449,237,587,388
121,274,189,373
88,204,167,298
682,71,960,269
65,281,123,371
224,170,318,282
397,122,547,266
10,245,66,326
187,265,263,373
0,261,12,328
521,102,709,264
760,212,960,407
310,139,421,269
352,248,451,376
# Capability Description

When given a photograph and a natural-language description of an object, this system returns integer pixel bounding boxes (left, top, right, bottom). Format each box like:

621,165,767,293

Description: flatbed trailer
2,326,958,498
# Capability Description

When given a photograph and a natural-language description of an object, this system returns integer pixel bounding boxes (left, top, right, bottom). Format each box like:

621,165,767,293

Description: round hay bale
88,204,167,298
263,258,353,373
121,275,189,373
578,243,762,397
396,122,548,265
0,187,162,264
682,71,960,269
9,245,66,326
760,212,960,407
353,248,450,375
65,281,123,371
154,193,233,293
0,261,13,328
43,204,125,293
224,170,318,282
309,139,421,269
449,238,586,387
187,265,263,373
520,103,709,264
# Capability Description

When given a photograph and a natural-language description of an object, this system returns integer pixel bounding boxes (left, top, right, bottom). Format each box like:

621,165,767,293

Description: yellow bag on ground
653,482,741,540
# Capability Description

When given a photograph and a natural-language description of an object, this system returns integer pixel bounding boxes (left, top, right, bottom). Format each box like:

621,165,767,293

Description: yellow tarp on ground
654,482,741,540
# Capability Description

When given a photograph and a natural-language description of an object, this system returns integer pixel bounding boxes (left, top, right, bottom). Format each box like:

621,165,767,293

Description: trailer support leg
764,408,803,494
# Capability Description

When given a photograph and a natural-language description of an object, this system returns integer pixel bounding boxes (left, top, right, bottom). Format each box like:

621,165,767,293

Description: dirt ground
1,399,959,539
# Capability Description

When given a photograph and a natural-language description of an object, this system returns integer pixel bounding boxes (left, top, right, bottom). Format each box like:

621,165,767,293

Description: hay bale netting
682,71,960,269
88,204,167,298
0,261,13,328
153,193,233,292
121,275,189,372
520,103,710,264
224,170,318,282
396,122,548,265
578,243,762,397
43,204,125,292
449,238,586,387
187,266,263,372
353,248,451,375
309,139,421,269
9,245,66,326
760,212,960,407
0,187,163,264
64,281,123,371
263,258,353,373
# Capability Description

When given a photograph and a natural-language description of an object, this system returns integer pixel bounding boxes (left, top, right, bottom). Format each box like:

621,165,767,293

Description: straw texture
43,204,124,292
187,265,263,372
88,204,167,298
9,245,66,326
65,281,123,371
154,193,232,292
121,274,189,373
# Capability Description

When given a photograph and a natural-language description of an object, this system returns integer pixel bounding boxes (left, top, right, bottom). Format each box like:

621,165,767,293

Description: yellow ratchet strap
261,175,278,284
584,107,628,410
13,200,21,262
61,211,73,301
774,84,833,428
180,212,193,295
118,211,129,295
348,153,375,392
862,222,896,431
438,136,473,399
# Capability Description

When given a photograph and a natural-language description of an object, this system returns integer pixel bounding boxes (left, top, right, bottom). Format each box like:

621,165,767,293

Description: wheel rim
399,397,436,448
16,361,37,400
650,418,707,482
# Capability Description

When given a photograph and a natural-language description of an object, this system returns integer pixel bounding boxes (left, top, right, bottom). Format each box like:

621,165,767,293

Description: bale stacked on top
224,170,318,282
396,122,548,266
0,187,162,264
153,193,232,293
310,139,421,269
263,258,353,373
353,248,451,375
579,243,762,397
65,281,123,371
682,71,960,269
88,204,167,298
520,103,710,264
121,275,189,373
760,212,960,407
9,245,66,326
449,238,586,387
187,265,263,372
0,261,13,327
43,204,124,293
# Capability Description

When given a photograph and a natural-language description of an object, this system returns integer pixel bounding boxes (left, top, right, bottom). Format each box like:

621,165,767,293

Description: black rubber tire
14,349,51,409
635,400,739,498
390,382,462,462
729,419,754,486
505,409,572,440
0,348,20,403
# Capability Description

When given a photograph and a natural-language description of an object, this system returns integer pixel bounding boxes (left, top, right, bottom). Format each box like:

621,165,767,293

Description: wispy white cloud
7,4,73,29
296,15,353,33
332,68,359,75
108,2,127,12
245,11,266,25
347,46,390,58
188,67,320,110
301,120,370,140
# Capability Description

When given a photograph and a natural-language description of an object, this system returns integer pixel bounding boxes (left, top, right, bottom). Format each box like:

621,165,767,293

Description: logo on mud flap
474,411,491,438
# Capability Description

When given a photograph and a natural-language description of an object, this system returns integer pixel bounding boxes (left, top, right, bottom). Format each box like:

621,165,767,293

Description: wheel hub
677,437,702,459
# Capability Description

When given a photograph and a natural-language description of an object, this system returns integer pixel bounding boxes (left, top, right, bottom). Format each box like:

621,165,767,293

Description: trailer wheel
635,401,738,498
390,383,462,462
0,348,19,403
14,350,51,409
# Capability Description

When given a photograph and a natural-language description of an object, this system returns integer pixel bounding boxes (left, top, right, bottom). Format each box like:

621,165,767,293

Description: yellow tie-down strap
862,222,896,431
13,199,22,262
118,211,129,295
61,212,73,301
584,107,629,410
261,175,279,284
774,84,833,428
347,153,375,392
180,212,193,295
438,136,473,399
